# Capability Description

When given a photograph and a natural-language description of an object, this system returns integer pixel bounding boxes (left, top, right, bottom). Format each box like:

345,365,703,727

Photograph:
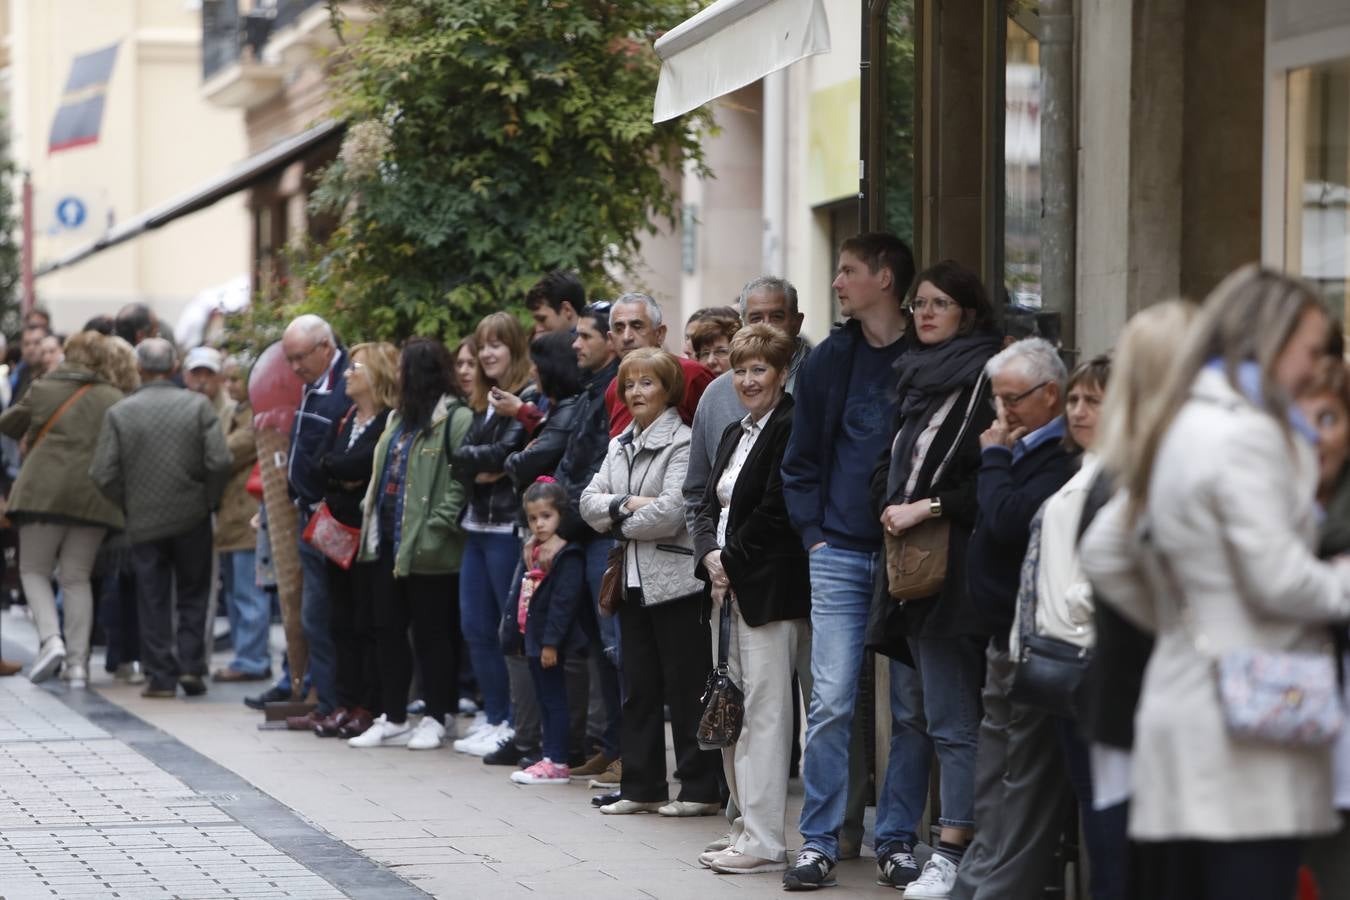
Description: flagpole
20,172,32,314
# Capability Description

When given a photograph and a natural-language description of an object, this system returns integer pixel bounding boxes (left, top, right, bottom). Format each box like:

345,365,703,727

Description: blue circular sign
55,196,86,229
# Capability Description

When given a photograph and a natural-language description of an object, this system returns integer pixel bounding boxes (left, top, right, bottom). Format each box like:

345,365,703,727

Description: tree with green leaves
0,109,22,337
296,0,711,342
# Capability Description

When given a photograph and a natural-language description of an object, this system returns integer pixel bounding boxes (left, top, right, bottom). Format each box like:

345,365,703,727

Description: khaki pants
713,602,812,862
18,522,107,666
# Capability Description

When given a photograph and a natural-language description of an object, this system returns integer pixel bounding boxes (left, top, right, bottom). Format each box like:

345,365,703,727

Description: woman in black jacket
690,324,810,876
313,342,397,739
503,331,585,489
865,260,999,891
449,312,540,754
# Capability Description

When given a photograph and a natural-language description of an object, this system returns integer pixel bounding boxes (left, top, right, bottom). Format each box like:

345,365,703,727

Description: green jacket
0,367,125,530
358,394,472,576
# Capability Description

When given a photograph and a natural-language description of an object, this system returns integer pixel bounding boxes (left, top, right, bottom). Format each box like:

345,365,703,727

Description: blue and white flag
48,42,119,154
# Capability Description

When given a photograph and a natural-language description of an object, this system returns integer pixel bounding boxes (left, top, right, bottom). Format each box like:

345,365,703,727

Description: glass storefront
1286,59,1350,321
1004,15,1041,309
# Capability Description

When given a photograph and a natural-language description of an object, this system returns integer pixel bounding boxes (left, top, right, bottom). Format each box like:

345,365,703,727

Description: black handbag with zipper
696,599,745,750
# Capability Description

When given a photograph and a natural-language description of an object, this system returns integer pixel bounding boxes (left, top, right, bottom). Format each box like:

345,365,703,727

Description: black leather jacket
504,393,583,490
451,382,540,528
554,359,619,542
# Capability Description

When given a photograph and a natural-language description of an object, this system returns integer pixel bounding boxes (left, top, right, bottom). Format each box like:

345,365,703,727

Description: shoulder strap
33,384,93,449
337,404,357,435
929,373,987,487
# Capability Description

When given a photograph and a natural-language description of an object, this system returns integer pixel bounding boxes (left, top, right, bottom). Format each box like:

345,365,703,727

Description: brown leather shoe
0,659,21,677
314,707,351,737
285,710,323,731
212,667,272,683
337,708,375,739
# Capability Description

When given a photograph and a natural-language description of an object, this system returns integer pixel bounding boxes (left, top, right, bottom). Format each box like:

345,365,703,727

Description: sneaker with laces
346,715,413,748
783,848,836,891
28,636,66,684
451,717,493,752
901,853,958,899
407,716,446,750
588,758,622,789
509,758,571,784
461,723,513,757
877,843,920,888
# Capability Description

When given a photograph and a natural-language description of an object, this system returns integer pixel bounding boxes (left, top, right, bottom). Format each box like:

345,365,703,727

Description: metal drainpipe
1039,0,1076,355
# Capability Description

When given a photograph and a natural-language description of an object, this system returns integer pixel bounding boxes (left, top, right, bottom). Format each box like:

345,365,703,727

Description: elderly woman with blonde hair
582,347,722,817
0,330,126,688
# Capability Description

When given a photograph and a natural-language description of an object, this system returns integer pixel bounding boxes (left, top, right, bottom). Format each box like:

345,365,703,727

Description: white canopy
653,0,831,123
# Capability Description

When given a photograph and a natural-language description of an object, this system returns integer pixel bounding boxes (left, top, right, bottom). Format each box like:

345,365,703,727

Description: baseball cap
184,346,223,373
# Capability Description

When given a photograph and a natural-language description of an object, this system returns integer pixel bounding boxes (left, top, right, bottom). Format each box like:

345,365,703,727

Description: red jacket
605,356,713,436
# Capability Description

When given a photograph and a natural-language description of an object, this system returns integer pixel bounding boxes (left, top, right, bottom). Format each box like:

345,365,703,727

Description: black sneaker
876,843,919,888
244,684,290,710
178,675,207,697
484,740,535,767
591,789,620,808
783,848,835,891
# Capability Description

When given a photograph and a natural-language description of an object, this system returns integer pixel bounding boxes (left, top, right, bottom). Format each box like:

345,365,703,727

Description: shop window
1286,60,1350,321
1004,13,1041,309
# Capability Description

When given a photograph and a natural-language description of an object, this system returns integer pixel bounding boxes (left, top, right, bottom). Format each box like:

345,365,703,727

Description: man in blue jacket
781,232,914,891
279,314,350,729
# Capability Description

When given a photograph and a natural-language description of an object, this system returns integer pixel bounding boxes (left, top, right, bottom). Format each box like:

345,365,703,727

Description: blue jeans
297,508,337,714
460,531,519,725
585,537,622,757
220,549,271,676
877,636,985,852
798,544,879,861
528,655,570,762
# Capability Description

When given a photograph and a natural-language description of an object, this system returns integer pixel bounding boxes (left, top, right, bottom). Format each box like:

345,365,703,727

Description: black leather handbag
1008,632,1091,718
696,600,745,750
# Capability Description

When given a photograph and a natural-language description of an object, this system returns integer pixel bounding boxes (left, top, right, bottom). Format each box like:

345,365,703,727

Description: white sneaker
28,636,66,684
463,723,514,757
452,715,491,751
346,715,413,748
458,698,480,715
902,853,959,899
64,662,88,690
407,716,446,750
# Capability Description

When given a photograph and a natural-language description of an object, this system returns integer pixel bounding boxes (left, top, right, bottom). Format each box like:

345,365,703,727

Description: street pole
21,172,33,315
1040,0,1076,356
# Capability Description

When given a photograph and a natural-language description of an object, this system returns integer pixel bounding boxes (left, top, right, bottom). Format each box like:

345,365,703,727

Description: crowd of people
3,234,1350,900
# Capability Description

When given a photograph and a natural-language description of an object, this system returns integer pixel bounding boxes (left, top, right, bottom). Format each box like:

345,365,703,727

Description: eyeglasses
696,347,732,363
285,339,327,365
903,296,957,315
350,361,366,371
991,380,1051,411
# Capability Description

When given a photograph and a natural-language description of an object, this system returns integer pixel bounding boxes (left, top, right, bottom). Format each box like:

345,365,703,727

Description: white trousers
711,601,812,862
18,522,106,665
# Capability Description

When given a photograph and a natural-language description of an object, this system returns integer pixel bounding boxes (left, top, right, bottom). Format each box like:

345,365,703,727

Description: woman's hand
249,512,261,531
624,495,655,513
881,501,932,537
489,387,523,418
541,646,558,668
703,549,731,599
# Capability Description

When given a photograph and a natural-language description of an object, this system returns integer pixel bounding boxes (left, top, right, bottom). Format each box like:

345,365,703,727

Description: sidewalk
1,608,887,898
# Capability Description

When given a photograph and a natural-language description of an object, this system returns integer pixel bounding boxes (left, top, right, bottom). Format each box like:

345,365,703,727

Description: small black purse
1008,632,1091,719
696,600,745,750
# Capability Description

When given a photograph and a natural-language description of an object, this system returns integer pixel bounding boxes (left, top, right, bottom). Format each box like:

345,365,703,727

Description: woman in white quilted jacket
1081,266,1350,900
581,347,721,817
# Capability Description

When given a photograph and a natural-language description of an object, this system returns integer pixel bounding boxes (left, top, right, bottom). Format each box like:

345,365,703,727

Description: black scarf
884,331,1001,502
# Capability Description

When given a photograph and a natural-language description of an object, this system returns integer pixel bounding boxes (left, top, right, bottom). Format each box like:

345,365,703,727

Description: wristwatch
929,497,943,519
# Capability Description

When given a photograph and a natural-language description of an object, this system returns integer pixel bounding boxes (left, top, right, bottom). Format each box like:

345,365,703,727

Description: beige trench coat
1082,367,1350,840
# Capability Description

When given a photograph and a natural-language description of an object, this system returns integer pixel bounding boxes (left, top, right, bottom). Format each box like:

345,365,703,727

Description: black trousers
130,518,213,691
329,559,380,714
99,566,140,672
1138,838,1303,900
370,550,459,724
618,591,720,803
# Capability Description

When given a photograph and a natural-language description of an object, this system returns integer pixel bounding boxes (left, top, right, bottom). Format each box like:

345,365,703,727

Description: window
1004,14,1041,309
1286,60,1350,320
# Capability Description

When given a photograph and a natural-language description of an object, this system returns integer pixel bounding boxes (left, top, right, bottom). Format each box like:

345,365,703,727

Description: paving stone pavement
1,609,889,898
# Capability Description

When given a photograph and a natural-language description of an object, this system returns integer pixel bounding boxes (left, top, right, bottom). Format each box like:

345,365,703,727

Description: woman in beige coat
1081,266,1350,899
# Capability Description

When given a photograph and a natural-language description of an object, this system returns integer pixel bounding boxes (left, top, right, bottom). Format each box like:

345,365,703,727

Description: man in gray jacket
91,338,232,699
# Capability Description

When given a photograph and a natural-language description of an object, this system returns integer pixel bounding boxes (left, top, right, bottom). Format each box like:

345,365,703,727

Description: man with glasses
271,314,350,730
952,336,1076,900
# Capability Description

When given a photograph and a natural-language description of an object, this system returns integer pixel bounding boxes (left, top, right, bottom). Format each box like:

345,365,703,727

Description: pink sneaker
509,758,571,784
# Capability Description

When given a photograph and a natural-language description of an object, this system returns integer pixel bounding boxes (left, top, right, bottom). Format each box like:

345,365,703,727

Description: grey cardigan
581,406,703,605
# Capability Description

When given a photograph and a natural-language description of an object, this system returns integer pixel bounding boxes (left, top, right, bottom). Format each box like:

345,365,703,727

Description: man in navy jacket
781,232,915,891
953,337,1076,900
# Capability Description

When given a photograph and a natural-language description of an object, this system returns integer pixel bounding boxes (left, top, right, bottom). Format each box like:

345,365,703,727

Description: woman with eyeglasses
689,314,742,377
864,259,1001,892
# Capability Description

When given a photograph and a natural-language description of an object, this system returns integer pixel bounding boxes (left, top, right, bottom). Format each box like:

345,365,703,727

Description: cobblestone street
0,609,884,899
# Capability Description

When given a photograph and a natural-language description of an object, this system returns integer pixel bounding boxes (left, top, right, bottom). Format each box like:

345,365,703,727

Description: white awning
652,0,831,123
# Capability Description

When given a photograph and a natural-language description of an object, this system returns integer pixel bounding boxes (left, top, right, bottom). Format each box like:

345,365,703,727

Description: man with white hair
91,338,232,698
951,336,1077,900
274,314,350,729
602,292,713,435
